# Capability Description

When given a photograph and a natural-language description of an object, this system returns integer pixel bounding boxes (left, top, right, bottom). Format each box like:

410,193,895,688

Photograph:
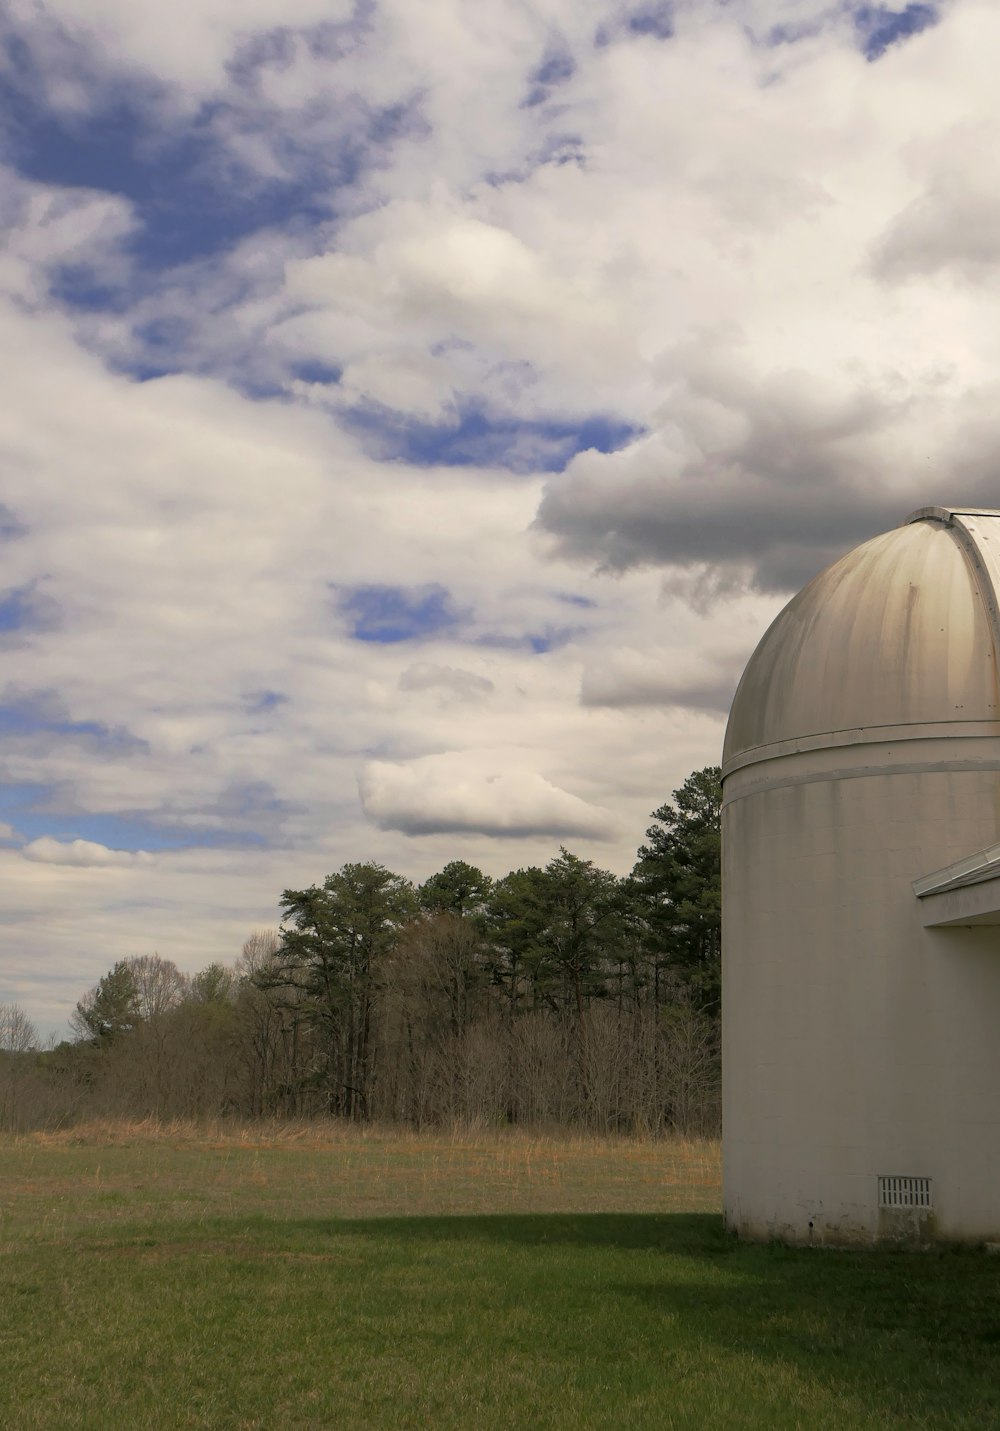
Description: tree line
0,766,721,1137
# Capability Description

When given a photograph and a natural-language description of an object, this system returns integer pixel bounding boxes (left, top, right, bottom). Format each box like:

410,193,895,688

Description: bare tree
0,1002,40,1132
128,954,187,1020
0,1002,37,1053
236,929,282,978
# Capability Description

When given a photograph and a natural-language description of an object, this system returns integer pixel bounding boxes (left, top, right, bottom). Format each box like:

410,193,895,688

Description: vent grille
878,1175,932,1209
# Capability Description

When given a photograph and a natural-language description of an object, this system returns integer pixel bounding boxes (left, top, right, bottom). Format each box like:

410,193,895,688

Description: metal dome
722,508,1000,1246
724,508,1000,772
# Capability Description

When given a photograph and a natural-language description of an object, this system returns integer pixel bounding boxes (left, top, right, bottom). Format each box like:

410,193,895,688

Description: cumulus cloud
536,334,1000,596
283,207,626,418
4,0,1000,1033
398,663,495,702
535,356,910,593
21,838,155,868
581,645,747,714
0,169,135,299
872,125,1000,283
2,0,355,102
359,755,615,840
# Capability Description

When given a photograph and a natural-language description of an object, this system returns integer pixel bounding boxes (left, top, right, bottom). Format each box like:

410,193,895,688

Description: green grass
1,1123,998,1429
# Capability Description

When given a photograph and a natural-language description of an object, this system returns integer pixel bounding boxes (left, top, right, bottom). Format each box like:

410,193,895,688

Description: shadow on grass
319,1209,725,1253
298,1209,1000,1344
293,1211,1000,1424
82,1207,1000,1425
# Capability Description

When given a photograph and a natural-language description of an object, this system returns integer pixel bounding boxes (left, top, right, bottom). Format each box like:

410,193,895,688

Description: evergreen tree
483,866,549,1020
531,849,618,1022
632,766,722,1010
72,960,141,1043
270,862,417,1118
419,861,492,919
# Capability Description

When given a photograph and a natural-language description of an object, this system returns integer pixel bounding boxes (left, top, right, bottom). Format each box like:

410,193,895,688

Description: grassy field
1,1123,998,1430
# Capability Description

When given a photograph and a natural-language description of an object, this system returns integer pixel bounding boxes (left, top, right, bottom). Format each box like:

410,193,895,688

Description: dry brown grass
1,1119,721,1230
17,1114,718,1153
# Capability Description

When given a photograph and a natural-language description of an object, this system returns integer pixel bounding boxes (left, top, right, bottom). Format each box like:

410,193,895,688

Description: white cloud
281,204,629,421
359,753,616,840
4,0,355,100
4,0,1000,1035
21,838,155,868
398,663,495,702
581,644,747,714
872,121,1000,282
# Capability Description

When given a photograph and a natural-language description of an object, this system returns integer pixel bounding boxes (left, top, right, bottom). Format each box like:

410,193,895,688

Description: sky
1,0,997,1035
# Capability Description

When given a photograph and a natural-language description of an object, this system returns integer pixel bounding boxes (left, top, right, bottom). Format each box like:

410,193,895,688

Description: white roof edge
906,507,1000,524
947,513,1000,677
901,509,1000,699
914,840,1000,898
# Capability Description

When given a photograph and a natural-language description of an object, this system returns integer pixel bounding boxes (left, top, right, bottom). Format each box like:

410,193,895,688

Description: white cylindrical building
723,507,1000,1244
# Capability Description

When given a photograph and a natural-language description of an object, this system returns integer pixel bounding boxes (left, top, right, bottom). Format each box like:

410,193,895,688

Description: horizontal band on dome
722,719,1000,779
722,733,1000,807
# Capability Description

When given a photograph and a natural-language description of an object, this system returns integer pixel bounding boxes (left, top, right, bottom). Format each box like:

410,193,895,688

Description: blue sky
854,4,938,59
340,583,464,642
1,0,990,1031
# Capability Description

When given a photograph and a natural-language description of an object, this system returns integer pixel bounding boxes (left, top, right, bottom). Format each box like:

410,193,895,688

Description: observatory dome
724,508,1000,771
722,506,1000,1246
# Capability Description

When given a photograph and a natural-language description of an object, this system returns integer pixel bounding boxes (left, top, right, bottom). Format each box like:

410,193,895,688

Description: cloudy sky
2,0,996,1033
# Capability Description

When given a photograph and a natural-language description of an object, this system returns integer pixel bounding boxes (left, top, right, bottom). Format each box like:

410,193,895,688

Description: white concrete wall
723,747,1000,1244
